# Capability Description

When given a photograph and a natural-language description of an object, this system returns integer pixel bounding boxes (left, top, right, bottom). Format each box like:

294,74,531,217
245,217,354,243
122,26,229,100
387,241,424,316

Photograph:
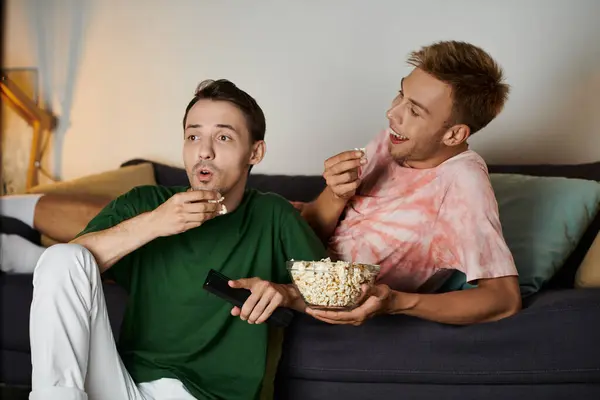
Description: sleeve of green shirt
278,204,329,284
76,187,146,290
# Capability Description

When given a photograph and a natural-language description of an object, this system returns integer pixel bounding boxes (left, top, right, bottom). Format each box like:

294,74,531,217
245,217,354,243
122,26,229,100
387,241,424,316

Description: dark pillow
121,158,326,202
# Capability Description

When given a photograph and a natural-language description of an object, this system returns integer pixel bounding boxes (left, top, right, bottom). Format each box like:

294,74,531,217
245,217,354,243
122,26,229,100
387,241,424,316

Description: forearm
70,212,158,272
301,187,348,242
388,287,522,325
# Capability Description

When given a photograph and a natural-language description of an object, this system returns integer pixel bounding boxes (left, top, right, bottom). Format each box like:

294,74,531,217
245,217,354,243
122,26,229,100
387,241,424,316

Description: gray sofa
2,159,600,399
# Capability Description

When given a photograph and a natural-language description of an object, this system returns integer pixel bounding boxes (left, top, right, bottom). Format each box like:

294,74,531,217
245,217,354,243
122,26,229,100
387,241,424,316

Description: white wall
4,0,600,181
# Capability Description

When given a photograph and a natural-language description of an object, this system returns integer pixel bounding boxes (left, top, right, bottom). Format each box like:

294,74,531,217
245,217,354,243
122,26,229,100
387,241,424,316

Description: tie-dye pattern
328,130,517,292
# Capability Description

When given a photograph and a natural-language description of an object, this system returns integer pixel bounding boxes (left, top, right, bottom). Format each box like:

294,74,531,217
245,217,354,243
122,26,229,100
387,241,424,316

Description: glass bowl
286,259,381,310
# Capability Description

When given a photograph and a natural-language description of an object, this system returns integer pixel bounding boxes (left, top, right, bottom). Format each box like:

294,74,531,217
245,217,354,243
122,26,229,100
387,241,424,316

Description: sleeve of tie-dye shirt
431,162,518,283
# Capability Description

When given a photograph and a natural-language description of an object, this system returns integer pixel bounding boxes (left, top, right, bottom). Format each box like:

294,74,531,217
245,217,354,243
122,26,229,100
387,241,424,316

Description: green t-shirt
78,185,326,400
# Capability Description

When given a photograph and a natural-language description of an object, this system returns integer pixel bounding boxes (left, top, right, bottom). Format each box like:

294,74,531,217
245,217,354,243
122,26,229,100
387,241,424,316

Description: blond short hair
407,40,510,134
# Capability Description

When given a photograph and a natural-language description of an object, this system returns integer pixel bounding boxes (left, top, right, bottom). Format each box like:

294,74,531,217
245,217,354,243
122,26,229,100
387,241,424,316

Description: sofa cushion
442,174,600,296
275,289,600,386
28,162,156,198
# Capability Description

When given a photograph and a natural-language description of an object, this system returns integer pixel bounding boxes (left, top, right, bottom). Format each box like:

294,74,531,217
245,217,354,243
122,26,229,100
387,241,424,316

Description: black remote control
202,269,294,328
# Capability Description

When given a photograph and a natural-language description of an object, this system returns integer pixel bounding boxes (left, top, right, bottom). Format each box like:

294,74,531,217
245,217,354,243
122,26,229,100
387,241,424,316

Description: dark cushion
275,288,600,386
121,158,326,202
0,274,128,354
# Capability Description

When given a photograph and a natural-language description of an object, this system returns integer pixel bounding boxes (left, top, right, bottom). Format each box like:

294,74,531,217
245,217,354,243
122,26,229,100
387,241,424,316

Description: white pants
29,243,197,400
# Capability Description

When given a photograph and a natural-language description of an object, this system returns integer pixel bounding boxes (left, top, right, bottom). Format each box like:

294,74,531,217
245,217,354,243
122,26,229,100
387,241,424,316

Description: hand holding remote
202,269,294,327
228,278,292,325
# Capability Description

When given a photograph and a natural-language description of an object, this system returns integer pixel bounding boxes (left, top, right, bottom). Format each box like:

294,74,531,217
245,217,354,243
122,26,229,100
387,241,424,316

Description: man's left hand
229,278,290,324
306,284,393,326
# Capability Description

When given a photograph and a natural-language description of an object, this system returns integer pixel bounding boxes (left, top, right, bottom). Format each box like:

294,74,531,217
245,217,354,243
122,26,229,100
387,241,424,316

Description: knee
33,243,98,284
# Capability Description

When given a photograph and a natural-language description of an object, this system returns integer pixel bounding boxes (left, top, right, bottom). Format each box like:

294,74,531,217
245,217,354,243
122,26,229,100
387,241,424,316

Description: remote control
202,269,294,328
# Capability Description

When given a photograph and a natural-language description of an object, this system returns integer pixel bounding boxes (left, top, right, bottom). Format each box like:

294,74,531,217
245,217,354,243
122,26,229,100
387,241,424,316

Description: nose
197,137,215,160
387,102,403,124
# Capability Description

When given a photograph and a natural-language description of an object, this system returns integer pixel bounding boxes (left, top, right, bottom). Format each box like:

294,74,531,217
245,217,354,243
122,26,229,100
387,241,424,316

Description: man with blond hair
301,40,522,326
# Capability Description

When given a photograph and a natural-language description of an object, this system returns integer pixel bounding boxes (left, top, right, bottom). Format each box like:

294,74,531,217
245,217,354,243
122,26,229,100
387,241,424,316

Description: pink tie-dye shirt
328,130,517,293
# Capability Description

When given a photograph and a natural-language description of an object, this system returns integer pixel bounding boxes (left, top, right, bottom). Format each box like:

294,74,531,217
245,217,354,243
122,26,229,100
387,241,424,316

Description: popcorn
288,258,380,309
207,196,226,214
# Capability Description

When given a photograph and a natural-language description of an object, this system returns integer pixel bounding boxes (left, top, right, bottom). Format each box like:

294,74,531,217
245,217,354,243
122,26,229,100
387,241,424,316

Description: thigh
85,278,143,400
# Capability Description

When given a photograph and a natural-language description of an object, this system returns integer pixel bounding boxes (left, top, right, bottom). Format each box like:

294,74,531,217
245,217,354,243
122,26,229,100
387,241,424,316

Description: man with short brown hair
301,40,522,326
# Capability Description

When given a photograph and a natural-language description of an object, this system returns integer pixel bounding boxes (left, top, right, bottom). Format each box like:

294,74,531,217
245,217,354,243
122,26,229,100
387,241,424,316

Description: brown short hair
407,40,509,135
183,79,266,143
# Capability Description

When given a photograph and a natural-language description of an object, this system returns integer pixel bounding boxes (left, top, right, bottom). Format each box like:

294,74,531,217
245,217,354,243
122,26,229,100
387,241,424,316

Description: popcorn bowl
286,259,381,310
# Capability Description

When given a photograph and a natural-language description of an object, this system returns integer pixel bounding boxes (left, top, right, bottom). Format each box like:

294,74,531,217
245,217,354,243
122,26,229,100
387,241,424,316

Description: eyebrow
185,123,238,134
400,78,430,115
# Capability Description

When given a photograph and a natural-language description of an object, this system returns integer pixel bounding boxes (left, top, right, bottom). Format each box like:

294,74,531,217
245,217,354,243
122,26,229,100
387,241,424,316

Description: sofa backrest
120,158,600,289
121,158,327,202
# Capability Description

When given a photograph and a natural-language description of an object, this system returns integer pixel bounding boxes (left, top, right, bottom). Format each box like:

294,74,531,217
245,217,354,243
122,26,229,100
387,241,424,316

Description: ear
441,124,470,147
249,140,266,166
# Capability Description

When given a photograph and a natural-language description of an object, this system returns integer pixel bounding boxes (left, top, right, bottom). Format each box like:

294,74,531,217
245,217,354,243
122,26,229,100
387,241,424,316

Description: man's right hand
150,190,223,237
323,150,367,200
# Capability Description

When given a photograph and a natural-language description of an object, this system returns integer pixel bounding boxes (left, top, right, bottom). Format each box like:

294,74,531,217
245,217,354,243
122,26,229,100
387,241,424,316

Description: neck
220,176,248,214
404,143,469,169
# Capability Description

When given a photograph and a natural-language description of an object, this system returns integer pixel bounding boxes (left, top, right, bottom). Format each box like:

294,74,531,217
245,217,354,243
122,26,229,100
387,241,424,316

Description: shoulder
437,151,491,187
247,189,297,215
113,185,187,211
435,151,496,205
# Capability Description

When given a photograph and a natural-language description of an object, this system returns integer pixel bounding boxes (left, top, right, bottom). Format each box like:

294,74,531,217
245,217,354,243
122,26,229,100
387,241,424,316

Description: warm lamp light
1,71,58,189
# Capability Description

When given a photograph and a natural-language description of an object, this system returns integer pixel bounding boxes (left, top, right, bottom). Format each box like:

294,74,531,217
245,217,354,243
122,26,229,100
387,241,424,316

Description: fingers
325,169,359,187
255,291,285,324
306,297,377,326
356,284,372,305
234,280,286,324
179,208,219,225
176,189,222,204
229,278,257,289
239,282,266,321
247,291,275,324
324,150,364,170
324,158,366,178
330,181,361,197
182,201,221,214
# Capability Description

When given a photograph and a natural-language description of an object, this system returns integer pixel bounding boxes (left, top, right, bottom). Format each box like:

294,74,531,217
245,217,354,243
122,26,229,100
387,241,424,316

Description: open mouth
389,128,409,144
197,168,214,182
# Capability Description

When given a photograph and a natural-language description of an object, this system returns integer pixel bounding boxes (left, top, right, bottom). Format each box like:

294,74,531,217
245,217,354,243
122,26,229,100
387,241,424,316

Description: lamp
1,71,58,189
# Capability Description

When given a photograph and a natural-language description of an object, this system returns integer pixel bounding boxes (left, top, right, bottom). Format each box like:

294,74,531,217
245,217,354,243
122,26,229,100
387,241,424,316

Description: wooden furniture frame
1,71,57,189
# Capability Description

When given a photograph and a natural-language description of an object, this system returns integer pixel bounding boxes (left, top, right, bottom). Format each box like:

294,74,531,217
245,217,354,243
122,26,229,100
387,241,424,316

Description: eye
187,134,198,141
217,134,231,142
410,107,419,117
398,90,404,98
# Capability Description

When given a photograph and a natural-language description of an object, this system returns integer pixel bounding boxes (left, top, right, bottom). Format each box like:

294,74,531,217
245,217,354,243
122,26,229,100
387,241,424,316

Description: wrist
326,186,350,205
387,290,419,315
140,211,162,241
281,284,304,311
